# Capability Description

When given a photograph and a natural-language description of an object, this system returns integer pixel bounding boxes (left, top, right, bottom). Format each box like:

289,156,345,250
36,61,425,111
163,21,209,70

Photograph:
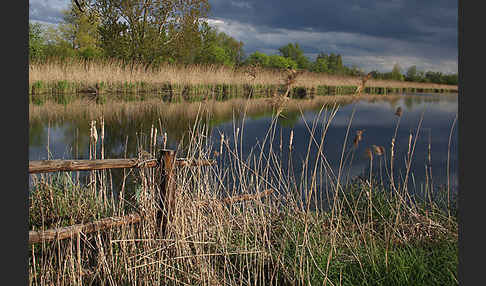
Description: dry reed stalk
29,59,457,92
446,115,457,219
354,72,373,96
29,100,457,285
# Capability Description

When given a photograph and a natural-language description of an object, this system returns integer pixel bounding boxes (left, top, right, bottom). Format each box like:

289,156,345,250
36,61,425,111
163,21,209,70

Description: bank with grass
29,58,458,106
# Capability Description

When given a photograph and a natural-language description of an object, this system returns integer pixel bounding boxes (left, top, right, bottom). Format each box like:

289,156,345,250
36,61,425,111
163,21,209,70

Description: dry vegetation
29,58,457,92
29,103,458,285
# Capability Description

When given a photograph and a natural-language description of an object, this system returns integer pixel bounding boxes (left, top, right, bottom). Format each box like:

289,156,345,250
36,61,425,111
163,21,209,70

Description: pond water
29,93,458,197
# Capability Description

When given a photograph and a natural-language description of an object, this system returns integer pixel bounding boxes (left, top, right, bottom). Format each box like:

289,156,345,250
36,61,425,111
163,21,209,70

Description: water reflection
29,93,458,195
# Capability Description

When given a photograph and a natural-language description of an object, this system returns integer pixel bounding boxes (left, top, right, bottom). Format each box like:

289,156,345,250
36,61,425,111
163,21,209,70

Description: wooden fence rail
29,189,274,244
29,214,142,244
29,157,215,174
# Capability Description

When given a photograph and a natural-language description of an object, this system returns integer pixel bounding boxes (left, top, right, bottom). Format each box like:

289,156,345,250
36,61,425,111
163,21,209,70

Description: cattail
372,145,385,156
89,120,97,160
153,127,157,155
354,129,365,146
289,130,294,151
90,120,98,144
163,132,167,149
150,124,154,142
395,107,402,117
365,147,373,159
220,133,224,155
100,117,105,159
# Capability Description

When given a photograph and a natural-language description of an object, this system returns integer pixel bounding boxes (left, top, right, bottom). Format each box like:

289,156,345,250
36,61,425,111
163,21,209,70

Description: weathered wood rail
29,214,143,244
29,157,214,174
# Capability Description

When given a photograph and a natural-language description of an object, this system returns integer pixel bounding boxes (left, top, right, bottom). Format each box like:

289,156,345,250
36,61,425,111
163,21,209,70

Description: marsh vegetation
29,96,458,285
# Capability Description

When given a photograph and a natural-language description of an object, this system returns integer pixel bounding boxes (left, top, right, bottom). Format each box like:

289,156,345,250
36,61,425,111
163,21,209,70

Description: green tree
310,55,329,73
390,63,404,81
245,51,270,67
84,0,210,68
267,54,297,69
278,43,310,69
195,23,244,66
405,65,418,82
202,44,232,66
425,71,445,84
29,22,45,60
214,29,244,66
326,53,345,74
444,73,458,85
42,25,77,59
61,4,102,59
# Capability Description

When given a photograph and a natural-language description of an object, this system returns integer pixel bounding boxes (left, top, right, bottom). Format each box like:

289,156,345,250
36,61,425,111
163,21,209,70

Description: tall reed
29,100,458,285
29,58,457,96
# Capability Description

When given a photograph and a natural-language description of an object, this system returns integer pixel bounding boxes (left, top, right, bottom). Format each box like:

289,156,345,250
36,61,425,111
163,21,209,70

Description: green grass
270,183,457,285
29,172,114,229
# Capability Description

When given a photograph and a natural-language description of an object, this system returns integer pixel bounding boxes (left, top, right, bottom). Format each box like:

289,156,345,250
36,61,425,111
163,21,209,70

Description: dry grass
29,58,457,91
29,100,457,285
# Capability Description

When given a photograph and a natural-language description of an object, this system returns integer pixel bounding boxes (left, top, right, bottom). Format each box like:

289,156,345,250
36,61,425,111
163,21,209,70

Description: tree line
369,64,458,85
29,0,457,85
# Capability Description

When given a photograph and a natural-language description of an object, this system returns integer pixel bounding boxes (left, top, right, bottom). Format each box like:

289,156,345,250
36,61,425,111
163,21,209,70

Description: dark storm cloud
209,0,456,42
208,0,457,72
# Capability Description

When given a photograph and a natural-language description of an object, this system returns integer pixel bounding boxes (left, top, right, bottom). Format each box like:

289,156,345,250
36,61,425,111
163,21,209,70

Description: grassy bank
29,103,458,285
29,58,458,105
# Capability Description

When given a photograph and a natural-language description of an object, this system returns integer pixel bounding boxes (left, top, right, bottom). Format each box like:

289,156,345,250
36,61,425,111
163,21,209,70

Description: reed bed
29,100,457,285
29,58,457,101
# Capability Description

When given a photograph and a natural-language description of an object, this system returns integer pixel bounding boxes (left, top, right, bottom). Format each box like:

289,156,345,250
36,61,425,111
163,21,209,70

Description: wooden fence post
157,149,176,237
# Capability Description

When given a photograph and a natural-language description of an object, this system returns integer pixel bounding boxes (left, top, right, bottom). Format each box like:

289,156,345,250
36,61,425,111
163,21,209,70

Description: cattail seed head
289,130,294,151
220,133,224,155
372,145,385,156
395,107,403,117
100,117,104,140
365,147,373,159
354,129,365,146
90,120,98,143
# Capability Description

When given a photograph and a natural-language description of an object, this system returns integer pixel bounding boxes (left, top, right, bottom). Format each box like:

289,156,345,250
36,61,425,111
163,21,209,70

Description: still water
29,93,458,194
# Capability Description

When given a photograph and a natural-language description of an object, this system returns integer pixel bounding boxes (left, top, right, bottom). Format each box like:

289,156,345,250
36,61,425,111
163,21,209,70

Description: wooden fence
28,149,214,244
29,150,274,244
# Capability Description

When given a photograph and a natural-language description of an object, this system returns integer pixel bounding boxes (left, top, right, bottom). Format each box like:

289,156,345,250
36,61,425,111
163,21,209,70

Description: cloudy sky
29,0,458,73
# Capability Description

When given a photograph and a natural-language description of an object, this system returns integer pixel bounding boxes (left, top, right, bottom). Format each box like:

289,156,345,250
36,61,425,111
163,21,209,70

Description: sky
29,0,458,74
